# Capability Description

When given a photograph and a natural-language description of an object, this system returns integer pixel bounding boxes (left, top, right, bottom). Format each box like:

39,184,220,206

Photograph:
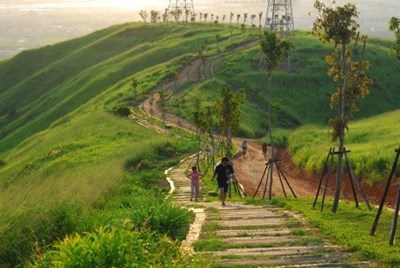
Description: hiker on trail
262,142,267,157
187,166,202,202
212,157,235,206
241,140,248,158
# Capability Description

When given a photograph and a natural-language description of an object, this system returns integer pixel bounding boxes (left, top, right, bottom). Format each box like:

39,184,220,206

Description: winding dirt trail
138,40,316,198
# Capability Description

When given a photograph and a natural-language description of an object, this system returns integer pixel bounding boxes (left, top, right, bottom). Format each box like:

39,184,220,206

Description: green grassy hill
0,22,399,265
0,22,250,266
164,31,400,182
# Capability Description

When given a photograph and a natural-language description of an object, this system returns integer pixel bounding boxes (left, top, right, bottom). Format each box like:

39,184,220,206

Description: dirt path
232,140,314,198
139,40,318,198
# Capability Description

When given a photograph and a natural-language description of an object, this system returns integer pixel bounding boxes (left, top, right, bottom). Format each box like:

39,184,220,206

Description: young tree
177,8,183,22
236,14,241,25
215,34,221,52
230,12,234,26
158,87,167,122
389,17,400,59
204,13,208,22
163,9,168,23
251,14,256,27
222,14,226,24
260,29,292,161
243,13,248,25
150,10,159,23
131,77,138,91
191,13,197,23
313,0,373,212
192,98,203,166
139,10,148,22
185,8,190,23
199,12,203,22
211,14,214,23
215,83,246,157
258,11,263,28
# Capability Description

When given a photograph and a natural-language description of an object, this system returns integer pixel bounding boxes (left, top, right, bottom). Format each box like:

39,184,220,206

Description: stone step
215,228,292,237
215,218,286,228
220,236,300,245
209,214,286,221
213,254,356,268
206,245,340,256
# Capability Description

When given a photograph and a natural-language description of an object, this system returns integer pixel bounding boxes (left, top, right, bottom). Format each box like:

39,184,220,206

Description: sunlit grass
288,109,400,184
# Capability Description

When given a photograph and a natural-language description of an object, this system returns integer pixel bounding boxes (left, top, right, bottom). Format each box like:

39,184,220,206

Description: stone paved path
167,157,370,268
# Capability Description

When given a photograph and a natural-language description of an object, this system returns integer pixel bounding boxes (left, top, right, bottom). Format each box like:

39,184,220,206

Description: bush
131,197,193,240
31,221,193,268
112,105,131,116
0,201,87,267
0,159,5,168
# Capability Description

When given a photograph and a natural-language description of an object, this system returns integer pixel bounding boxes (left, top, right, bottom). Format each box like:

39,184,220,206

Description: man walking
212,157,235,206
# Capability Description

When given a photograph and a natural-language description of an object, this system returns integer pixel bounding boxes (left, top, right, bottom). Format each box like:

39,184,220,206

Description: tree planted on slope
313,0,373,212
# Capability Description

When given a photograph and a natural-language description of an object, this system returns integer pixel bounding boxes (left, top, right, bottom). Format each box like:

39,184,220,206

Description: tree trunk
332,44,349,213
267,72,275,160
226,126,232,157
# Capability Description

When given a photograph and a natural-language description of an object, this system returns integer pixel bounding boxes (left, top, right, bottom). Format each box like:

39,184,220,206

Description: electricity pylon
167,0,195,22
265,0,295,35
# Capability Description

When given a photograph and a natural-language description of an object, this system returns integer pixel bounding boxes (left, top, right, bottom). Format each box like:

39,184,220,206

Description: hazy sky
0,0,398,59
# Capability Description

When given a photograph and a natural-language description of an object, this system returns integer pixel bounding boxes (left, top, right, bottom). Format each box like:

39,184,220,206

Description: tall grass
0,109,197,265
288,109,400,184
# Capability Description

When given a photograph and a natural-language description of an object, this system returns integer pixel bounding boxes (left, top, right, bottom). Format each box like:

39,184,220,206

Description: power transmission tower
167,0,195,22
264,0,296,70
265,0,295,34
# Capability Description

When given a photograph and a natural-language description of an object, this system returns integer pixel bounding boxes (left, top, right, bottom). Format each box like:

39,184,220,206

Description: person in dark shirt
212,156,234,206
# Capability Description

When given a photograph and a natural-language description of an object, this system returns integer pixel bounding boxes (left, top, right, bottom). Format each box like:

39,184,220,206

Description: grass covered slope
288,109,400,184
0,23,250,265
0,23,247,153
216,31,400,128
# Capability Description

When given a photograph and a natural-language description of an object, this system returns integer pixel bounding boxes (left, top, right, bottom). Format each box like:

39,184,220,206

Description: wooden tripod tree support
371,146,400,245
252,158,297,200
313,147,371,212
228,175,246,199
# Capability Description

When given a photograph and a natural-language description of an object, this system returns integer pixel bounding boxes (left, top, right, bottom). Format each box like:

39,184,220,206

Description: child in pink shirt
187,166,202,202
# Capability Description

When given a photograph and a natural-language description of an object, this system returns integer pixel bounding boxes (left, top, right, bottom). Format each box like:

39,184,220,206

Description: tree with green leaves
260,29,293,160
215,83,246,157
313,0,373,213
389,17,400,59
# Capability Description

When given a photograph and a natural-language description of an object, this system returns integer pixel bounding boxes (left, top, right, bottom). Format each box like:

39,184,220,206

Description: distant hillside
0,23,249,154
165,31,400,140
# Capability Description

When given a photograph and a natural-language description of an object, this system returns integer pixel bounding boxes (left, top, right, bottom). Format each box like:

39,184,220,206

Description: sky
0,0,398,59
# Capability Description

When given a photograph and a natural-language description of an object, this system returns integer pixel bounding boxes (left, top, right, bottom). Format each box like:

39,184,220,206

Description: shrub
0,201,87,267
112,105,131,116
0,159,5,168
31,221,192,267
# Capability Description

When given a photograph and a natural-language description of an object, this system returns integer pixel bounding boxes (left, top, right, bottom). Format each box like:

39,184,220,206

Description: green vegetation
32,223,193,267
0,22,253,266
259,197,400,266
1,19,400,265
168,30,400,183
288,109,400,183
